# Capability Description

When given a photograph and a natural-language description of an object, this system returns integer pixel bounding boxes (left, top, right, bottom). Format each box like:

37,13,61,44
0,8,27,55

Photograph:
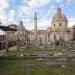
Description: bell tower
57,8,61,14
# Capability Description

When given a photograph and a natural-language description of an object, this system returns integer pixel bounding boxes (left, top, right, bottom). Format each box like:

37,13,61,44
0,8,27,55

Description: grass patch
0,59,75,75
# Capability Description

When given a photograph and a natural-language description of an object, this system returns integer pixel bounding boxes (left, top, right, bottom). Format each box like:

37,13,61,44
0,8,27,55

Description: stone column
45,32,47,49
6,31,9,51
34,12,38,47
26,32,28,49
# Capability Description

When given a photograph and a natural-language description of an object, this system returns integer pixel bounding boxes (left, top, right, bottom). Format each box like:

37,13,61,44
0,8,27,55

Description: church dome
52,8,68,23
18,20,26,31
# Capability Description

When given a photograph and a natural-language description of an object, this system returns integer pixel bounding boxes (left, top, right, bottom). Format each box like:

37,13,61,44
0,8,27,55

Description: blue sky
0,0,75,30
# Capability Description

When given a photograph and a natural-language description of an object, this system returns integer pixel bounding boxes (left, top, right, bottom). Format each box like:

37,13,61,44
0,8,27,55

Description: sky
0,0,75,30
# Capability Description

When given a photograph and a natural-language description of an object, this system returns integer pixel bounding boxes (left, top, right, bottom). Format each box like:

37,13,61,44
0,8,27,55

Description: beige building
47,8,72,46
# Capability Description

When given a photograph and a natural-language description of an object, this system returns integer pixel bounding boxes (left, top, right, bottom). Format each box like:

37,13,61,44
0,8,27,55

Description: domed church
47,8,72,46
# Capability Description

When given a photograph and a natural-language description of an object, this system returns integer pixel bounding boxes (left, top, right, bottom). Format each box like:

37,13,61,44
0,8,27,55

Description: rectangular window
60,23,61,27
54,24,55,27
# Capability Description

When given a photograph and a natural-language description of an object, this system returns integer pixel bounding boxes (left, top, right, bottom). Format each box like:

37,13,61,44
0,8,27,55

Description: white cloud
55,0,75,5
37,19,51,30
68,17,75,27
28,0,50,8
3,10,17,25
54,0,75,8
0,0,9,9
56,0,64,4
66,0,74,2
18,0,51,18
0,0,9,25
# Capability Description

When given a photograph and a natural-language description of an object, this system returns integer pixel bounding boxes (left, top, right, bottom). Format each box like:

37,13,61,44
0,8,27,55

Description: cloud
0,0,75,32
66,0,74,2
18,0,51,18
7,10,16,24
0,0,9,25
0,0,9,9
37,19,51,30
54,0,75,8
28,0,50,8
1,9,17,26
68,17,75,27
55,0,64,4
55,0,73,4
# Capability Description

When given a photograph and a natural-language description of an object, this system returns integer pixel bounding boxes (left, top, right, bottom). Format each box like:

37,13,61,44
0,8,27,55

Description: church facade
46,8,72,46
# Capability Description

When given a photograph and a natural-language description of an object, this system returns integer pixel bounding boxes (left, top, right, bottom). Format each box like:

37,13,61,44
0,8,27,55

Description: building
3,7,74,49
0,35,6,50
47,8,72,46
0,24,17,50
28,8,72,47
72,25,75,40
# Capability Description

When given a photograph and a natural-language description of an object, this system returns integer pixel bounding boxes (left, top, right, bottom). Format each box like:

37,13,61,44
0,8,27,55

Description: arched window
60,23,61,27
48,34,50,41
54,24,55,27
54,35,56,40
